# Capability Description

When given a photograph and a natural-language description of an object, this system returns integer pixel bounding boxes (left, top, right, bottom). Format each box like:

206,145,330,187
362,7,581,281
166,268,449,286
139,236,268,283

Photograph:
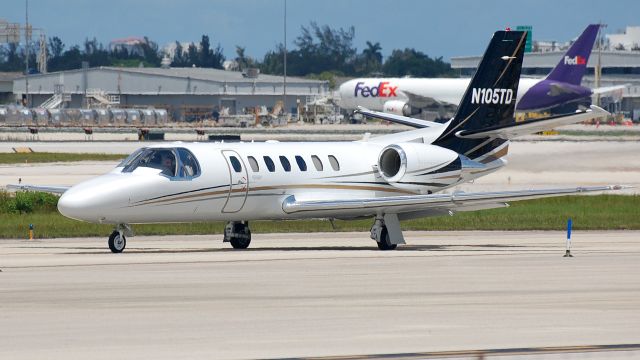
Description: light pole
24,0,29,107
283,0,287,118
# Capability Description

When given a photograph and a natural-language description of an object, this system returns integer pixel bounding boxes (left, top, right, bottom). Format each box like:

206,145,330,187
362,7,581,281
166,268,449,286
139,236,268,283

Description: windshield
121,147,200,179
118,148,146,168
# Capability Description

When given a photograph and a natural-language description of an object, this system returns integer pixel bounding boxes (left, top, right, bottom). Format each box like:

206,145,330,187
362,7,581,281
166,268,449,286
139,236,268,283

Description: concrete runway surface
1,231,639,359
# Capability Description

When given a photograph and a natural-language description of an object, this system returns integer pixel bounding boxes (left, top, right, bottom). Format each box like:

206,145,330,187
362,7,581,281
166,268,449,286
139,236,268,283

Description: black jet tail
433,30,527,161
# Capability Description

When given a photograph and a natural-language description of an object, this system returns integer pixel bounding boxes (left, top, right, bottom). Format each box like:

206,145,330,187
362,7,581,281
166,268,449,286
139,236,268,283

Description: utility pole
283,0,287,118
24,0,29,107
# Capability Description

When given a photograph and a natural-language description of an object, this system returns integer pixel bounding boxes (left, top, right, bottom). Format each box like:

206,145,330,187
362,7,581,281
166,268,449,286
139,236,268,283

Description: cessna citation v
10,31,624,253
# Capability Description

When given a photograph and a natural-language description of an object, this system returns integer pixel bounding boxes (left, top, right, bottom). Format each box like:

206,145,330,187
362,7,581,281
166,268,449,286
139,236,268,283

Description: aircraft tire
230,225,251,249
376,227,397,250
108,230,126,253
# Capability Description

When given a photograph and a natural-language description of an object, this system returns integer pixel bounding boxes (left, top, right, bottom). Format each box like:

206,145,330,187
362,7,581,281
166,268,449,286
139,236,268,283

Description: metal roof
18,66,326,85
100,66,323,84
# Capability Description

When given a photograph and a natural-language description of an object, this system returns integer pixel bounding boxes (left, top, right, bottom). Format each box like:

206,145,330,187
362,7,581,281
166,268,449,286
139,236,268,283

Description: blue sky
4,0,639,60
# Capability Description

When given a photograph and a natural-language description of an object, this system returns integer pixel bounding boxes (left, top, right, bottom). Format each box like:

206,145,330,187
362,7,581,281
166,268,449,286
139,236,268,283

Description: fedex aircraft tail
433,30,526,158
546,24,599,85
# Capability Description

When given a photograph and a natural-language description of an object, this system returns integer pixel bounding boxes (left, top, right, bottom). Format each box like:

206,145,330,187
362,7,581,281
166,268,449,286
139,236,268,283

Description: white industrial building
12,66,329,121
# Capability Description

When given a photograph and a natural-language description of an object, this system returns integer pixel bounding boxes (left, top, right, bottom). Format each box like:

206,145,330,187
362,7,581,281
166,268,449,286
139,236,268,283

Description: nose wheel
224,221,252,249
108,230,126,253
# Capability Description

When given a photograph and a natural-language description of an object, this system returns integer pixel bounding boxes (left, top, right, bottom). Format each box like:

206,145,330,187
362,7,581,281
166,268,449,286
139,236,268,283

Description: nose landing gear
108,230,126,253
224,221,252,249
108,224,132,253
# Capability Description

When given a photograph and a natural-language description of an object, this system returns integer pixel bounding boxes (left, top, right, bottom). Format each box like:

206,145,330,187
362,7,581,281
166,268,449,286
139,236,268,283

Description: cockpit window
122,147,200,179
177,148,200,177
118,148,146,167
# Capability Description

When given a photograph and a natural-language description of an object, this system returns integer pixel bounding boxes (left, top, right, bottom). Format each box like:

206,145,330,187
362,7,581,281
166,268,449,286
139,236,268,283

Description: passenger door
221,150,248,213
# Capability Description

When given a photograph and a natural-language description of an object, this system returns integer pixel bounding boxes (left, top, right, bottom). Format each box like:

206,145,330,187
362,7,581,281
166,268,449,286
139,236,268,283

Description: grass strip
1,195,638,239
0,152,126,164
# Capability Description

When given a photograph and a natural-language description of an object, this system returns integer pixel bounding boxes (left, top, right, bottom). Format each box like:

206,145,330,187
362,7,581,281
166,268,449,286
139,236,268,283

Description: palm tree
361,41,382,74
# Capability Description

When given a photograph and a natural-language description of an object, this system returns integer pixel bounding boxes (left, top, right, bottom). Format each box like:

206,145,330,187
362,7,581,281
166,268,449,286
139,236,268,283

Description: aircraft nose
57,188,99,222
337,81,355,109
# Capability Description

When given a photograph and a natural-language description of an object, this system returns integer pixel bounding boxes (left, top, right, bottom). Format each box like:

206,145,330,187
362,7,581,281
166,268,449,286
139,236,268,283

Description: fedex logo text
471,88,514,105
354,82,398,98
564,55,586,65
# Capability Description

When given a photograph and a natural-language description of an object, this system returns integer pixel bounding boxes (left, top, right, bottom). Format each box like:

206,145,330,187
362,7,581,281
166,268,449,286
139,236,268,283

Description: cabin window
279,156,291,172
295,155,307,171
263,156,275,172
229,156,242,173
247,156,259,172
311,155,323,171
328,155,340,171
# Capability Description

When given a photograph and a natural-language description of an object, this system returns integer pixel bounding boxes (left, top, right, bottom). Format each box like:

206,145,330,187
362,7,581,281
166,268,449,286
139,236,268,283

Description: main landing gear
108,224,132,253
224,221,252,249
370,214,405,251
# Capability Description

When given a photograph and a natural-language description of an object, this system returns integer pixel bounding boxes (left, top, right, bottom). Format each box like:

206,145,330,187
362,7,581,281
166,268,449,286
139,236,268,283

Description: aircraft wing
401,90,447,108
456,105,609,139
355,107,444,128
6,184,70,195
282,185,626,217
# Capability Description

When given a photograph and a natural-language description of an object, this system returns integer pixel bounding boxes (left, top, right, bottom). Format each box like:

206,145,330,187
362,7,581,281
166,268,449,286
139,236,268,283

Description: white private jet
9,31,624,253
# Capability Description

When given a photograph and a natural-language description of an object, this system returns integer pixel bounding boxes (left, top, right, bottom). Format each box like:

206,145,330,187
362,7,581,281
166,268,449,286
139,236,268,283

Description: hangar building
12,66,329,121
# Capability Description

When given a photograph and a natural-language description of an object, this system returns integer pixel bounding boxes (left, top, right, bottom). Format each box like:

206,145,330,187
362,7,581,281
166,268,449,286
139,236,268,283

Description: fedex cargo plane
339,25,611,117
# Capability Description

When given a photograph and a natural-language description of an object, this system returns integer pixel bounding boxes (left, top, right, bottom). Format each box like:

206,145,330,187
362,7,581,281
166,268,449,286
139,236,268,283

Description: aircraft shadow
66,243,526,255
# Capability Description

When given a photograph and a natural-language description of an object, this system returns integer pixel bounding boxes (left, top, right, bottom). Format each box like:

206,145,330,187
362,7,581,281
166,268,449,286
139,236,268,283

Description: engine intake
383,100,421,117
377,143,461,191
378,145,406,182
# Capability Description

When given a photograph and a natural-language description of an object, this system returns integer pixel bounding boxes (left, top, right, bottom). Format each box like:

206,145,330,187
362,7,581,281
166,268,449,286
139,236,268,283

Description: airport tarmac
1,231,639,359
2,140,638,194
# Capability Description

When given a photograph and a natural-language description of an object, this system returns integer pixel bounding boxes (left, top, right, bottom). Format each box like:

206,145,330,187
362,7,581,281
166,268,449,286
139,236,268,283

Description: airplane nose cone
57,188,99,222
57,174,131,223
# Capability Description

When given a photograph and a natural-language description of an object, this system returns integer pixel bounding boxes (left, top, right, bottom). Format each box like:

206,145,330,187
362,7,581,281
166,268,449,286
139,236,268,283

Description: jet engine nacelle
377,143,461,193
382,100,421,117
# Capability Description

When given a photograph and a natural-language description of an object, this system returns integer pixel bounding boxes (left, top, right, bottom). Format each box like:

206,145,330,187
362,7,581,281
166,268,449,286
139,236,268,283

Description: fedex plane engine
382,100,422,117
377,143,462,193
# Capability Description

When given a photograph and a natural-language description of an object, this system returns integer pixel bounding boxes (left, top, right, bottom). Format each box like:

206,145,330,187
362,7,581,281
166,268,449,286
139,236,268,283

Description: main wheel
108,230,126,253
377,228,397,251
230,225,251,249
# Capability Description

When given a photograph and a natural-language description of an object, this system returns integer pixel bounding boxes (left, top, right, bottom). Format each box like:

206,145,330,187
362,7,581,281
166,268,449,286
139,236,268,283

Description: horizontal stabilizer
355,107,443,128
591,84,629,95
6,184,70,195
455,105,609,139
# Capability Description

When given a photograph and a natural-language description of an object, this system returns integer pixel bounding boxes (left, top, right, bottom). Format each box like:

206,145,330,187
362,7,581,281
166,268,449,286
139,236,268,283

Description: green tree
382,48,454,77
197,35,225,69
48,36,64,58
357,41,383,75
0,43,24,71
235,45,255,71
186,42,199,67
140,36,161,66
261,22,357,76
171,41,186,67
